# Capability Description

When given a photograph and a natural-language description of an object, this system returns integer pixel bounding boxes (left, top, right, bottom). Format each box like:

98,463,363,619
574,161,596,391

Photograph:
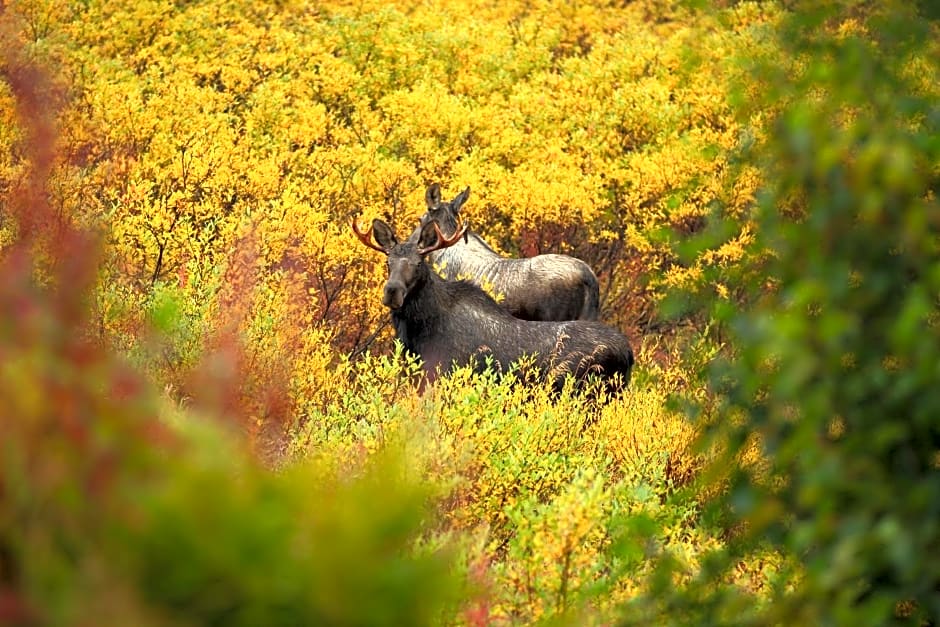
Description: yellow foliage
0,0,806,620
0,0,785,343
593,388,700,489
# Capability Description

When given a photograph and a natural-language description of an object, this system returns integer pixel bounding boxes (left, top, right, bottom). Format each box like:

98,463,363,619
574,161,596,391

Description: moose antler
417,221,469,256
351,218,387,253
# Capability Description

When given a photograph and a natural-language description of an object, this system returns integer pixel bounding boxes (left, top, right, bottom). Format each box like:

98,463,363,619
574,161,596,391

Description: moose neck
429,228,501,278
389,262,447,350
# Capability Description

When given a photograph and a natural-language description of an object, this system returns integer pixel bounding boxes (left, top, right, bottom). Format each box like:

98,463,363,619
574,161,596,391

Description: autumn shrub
1,0,781,386
285,336,757,625
0,0,785,482
0,49,461,627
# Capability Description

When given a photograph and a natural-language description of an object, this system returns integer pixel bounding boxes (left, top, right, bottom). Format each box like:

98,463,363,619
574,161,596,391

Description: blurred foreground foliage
639,1,940,625
0,174,458,626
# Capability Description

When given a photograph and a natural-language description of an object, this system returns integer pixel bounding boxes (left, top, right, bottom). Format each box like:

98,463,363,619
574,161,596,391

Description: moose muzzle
383,281,406,309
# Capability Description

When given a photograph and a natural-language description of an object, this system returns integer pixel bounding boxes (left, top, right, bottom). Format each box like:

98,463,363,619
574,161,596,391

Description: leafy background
1,0,937,624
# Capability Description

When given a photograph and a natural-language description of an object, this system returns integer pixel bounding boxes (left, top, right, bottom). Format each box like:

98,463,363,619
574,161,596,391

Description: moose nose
383,282,405,309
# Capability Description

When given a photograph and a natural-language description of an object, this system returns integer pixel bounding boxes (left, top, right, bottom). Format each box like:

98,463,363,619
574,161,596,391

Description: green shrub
638,2,940,624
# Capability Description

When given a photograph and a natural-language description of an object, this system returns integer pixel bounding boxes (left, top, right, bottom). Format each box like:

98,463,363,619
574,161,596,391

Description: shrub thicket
1,0,937,625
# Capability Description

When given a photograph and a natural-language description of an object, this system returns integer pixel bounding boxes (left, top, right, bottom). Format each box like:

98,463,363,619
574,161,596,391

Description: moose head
352,217,468,309
421,183,470,236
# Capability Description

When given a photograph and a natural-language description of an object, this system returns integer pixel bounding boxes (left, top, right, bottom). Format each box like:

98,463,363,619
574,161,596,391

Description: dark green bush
644,2,940,625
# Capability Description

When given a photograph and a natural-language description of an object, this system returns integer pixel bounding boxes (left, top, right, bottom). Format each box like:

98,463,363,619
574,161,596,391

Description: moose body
354,218,633,393
419,184,600,321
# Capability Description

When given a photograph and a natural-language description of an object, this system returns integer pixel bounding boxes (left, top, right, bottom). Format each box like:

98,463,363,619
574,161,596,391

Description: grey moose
418,184,600,321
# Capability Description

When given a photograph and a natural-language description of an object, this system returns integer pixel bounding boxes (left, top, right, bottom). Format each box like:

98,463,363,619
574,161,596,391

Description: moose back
418,184,601,322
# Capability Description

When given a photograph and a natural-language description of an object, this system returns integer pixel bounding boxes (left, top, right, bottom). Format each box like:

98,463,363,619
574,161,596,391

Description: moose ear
372,219,398,250
416,219,441,251
452,187,470,213
425,183,442,209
